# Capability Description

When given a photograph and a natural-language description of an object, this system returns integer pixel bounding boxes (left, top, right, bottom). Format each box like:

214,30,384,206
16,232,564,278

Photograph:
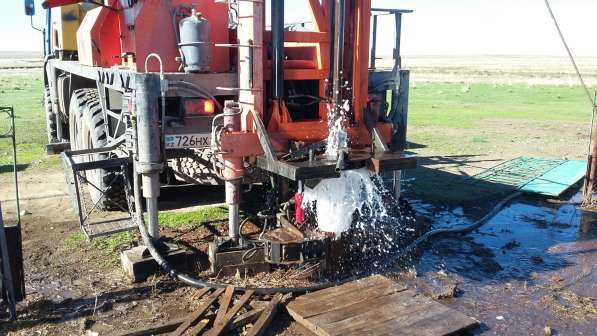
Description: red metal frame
55,0,392,158
76,1,230,72
232,0,390,156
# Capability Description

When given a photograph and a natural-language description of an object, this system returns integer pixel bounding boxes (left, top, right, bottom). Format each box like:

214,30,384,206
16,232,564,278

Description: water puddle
406,192,597,334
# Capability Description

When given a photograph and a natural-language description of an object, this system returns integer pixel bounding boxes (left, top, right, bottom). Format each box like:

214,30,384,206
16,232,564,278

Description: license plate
165,134,211,149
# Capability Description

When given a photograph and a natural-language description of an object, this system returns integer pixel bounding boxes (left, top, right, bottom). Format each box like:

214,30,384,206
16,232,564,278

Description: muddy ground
1,54,596,335
1,157,596,335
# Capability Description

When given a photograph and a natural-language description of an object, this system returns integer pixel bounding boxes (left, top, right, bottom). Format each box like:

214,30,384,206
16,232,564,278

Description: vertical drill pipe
326,0,336,97
271,0,285,100
135,74,163,239
370,15,378,70
394,13,403,70
331,0,346,115
222,102,244,240
226,181,241,239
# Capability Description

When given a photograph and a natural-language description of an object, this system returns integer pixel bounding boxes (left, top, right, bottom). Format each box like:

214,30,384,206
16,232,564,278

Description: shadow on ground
1,282,181,332
0,163,29,174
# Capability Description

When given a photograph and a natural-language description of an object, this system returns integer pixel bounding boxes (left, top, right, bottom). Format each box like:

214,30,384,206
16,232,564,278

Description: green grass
0,71,59,172
407,83,594,157
62,205,228,269
159,205,229,229
65,231,137,268
409,83,593,129
405,82,594,205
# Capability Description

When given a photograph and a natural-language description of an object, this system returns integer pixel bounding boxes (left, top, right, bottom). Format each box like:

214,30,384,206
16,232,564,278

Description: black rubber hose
378,192,522,268
135,187,351,294
136,163,520,293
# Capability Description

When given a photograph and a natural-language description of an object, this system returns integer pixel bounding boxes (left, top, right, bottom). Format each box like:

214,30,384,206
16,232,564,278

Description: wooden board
287,275,477,336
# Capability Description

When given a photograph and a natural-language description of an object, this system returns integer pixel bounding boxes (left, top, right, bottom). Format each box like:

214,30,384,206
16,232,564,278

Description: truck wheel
73,89,127,210
44,88,57,143
69,88,95,151
172,149,223,185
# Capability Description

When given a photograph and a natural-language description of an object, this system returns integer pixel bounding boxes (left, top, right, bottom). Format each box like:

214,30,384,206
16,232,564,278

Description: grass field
409,82,593,163
0,69,56,171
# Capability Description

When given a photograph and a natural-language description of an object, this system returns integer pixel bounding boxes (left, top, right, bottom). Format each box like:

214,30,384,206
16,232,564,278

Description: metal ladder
62,143,137,239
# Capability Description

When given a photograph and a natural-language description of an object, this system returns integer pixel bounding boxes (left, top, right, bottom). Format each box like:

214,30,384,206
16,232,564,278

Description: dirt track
0,171,193,335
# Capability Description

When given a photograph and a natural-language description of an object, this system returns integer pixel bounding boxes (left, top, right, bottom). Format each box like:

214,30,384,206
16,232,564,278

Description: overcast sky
1,0,595,56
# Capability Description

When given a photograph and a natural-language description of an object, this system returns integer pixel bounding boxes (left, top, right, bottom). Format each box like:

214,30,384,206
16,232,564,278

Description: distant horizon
1,0,596,56
1,51,594,59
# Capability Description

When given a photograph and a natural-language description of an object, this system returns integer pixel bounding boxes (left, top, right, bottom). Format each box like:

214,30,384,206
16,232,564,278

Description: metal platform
471,157,586,197
82,217,138,238
256,152,417,181
287,275,478,336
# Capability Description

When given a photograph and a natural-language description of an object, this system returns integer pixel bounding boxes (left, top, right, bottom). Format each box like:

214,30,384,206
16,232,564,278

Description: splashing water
325,99,350,159
304,94,419,275
324,117,348,160
302,168,389,235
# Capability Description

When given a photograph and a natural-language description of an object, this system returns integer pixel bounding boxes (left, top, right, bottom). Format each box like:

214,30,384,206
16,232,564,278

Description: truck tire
69,89,94,151
70,88,127,210
172,149,223,185
170,150,267,185
44,88,57,143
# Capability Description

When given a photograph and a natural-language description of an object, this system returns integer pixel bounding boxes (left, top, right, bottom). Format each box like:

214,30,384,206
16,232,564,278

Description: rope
544,0,597,201
544,0,594,105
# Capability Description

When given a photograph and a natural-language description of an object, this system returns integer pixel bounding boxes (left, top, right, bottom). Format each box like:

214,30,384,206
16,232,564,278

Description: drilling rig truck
26,0,415,280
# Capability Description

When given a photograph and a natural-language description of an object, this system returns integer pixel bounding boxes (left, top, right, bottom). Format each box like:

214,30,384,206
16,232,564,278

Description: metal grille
471,157,565,189
62,147,136,240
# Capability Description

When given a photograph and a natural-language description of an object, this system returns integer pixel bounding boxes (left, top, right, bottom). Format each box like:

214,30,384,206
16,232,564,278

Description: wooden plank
187,319,210,336
191,287,211,301
288,281,406,319
245,293,284,336
356,305,476,336
114,318,186,336
229,308,263,330
288,276,478,336
213,286,235,328
333,297,449,336
327,294,442,336
391,305,477,336
289,291,419,336
170,288,224,336
293,275,397,303
291,278,405,306
308,290,418,327
208,290,254,336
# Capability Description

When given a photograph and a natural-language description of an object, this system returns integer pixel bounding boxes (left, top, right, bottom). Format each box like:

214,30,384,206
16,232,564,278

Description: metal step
60,143,136,240
82,217,138,239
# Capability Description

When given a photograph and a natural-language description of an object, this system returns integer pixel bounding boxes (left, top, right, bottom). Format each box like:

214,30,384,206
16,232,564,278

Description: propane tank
179,9,212,73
